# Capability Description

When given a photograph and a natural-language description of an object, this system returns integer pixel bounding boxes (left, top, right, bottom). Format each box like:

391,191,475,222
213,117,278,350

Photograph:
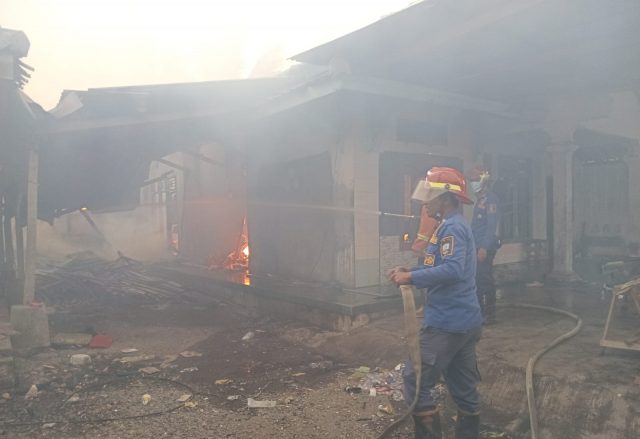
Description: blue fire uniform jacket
471,191,500,251
409,212,483,332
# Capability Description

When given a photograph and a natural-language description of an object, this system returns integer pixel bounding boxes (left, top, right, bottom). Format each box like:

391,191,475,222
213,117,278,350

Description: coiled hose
376,294,583,439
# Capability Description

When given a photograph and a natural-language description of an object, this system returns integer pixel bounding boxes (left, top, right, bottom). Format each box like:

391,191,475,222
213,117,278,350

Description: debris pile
35,252,186,307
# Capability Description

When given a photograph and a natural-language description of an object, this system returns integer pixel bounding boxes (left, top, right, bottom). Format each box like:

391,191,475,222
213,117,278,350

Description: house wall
247,90,640,288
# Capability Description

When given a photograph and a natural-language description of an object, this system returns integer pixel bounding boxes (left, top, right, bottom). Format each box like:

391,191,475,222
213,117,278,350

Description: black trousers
476,248,496,320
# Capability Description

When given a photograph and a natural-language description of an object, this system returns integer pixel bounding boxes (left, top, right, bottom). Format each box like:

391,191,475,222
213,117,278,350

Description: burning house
32,0,640,327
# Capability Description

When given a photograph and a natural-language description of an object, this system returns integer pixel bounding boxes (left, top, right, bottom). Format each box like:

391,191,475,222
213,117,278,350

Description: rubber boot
413,409,442,439
454,412,480,439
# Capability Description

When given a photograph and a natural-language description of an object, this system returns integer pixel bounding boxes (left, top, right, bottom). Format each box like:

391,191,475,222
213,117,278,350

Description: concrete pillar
549,142,577,280
10,305,50,349
10,149,50,349
331,120,357,287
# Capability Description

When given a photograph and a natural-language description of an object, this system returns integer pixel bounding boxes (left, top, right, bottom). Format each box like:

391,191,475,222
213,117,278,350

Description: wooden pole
23,149,38,305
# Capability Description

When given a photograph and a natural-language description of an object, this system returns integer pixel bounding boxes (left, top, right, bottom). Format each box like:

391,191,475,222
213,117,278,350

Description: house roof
293,0,640,103
40,77,294,220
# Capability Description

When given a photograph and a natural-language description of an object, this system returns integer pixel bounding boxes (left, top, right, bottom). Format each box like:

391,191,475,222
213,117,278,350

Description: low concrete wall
479,361,640,438
153,265,401,332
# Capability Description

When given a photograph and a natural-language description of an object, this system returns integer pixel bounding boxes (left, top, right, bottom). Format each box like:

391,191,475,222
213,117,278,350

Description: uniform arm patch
440,235,455,257
424,253,435,266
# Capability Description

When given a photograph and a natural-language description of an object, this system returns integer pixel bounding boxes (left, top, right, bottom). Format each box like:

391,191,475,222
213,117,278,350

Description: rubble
89,334,113,349
52,332,92,347
69,354,92,366
36,253,188,308
179,350,202,358
24,384,38,400
247,398,277,408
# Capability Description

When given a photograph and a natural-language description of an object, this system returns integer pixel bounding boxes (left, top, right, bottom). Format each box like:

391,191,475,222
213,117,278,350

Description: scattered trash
227,395,241,401
241,331,255,341
121,348,139,354
52,333,92,347
184,401,198,408
180,367,199,373
115,355,154,364
526,281,544,288
369,388,377,397
24,385,38,400
89,334,113,349
69,354,92,367
139,367,160,375
345,386,363,394
2,393,11,400
247,398,277,408
179,351,203,358
284,396,294,404
42,423,56,429
378,404,394,415
485,433,506,438
142,394,152,405
309,360,333,369
67,395,80,403
431,383,448,403
354,367,405,402
177,394,192,403
350,366,371,379
42,364,56,370
215,379,232,385
291,372,306,377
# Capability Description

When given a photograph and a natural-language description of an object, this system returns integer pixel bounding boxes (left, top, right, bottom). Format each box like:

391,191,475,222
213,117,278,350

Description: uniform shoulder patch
424,253,435,266
429,233,438,244
440,235,455,257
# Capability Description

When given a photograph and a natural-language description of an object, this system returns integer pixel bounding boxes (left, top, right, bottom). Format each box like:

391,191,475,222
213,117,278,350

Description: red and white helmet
411,167,474,205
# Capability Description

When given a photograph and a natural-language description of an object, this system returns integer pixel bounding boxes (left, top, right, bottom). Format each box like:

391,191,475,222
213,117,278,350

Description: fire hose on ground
376,286,583,439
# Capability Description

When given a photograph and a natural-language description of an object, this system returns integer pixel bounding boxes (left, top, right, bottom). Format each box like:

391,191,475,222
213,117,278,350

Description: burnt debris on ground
35,253,204,309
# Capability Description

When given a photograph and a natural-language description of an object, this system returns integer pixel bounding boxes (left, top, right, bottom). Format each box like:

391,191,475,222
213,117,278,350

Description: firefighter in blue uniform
468,166,500,324
390,167,483,439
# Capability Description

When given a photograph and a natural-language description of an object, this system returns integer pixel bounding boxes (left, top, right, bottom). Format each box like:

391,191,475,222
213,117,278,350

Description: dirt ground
1,278,639,438
0,282,516,439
